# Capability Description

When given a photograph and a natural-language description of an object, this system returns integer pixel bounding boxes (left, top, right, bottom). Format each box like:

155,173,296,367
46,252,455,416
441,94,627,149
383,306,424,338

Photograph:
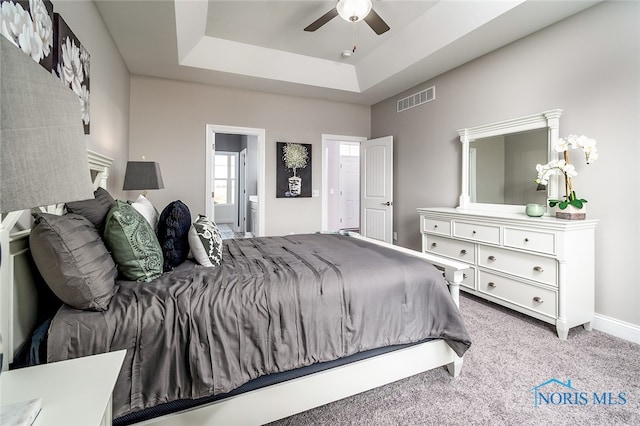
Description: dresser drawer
460,266,475,290
478,245,557,286
504,227,555,255
479,271,557,318
421,217,451,236
453,221,500,245
424,235,475,264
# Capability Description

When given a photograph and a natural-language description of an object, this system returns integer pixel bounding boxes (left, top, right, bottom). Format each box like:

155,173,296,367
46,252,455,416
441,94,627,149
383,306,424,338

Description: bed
0,151,471,425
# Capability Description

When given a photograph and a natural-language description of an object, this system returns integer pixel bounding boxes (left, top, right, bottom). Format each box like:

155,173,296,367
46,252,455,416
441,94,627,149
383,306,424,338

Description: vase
525,204,545,217
288,176,301,196
555,204,586,220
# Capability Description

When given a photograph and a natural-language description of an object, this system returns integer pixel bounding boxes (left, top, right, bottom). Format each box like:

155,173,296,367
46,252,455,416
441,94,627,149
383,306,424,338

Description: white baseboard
593,314,640,344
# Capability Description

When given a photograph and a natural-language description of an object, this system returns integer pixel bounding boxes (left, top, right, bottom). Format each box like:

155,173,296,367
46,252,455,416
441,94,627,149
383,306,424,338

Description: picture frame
276,142,312,198
53,12,90,134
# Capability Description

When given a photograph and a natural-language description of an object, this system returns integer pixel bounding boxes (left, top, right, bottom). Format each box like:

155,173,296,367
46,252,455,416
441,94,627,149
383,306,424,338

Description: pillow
104,200,163,282
29,213,117,311
188,215,223,267
157,200,191,271
130,194,159,231
65,187,115,235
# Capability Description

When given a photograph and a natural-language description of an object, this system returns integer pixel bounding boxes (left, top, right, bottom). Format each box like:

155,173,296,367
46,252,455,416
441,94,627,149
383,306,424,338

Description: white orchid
536,134,599,210
554,134,599,164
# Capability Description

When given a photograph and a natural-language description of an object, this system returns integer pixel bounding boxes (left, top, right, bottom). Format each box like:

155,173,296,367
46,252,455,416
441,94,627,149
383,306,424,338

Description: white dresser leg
583,322,593,331
556,325,569,340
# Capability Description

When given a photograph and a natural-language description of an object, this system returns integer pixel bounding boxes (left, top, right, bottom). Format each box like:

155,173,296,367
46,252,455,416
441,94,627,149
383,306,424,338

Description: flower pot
555,204,586,220
288,176,301,196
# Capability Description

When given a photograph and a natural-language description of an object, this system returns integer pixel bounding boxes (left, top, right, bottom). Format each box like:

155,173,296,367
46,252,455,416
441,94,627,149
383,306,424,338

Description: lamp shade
0,36,94,213
337,0,372,22
122,161,164,191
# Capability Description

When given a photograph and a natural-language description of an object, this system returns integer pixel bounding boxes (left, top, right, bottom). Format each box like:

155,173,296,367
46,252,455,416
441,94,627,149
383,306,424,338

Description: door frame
206,124,265,236
321,134,367,232
238,148,247,232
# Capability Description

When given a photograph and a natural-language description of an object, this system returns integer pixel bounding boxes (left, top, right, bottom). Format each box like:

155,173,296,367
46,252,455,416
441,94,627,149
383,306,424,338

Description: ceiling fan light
337,0,372,23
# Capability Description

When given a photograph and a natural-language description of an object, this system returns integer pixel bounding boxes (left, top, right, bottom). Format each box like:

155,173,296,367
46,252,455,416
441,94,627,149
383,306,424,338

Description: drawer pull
525,238,529,242
460,249,467,255
488,255,496,261
433,225,438,229
533,296,544,303
463,273,468,279
533,266,544,272
472,230,477,234
431,242,437,248
488,282,496,288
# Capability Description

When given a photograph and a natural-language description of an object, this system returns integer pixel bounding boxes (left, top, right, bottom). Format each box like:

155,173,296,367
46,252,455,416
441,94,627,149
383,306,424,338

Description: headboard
0,149,113,370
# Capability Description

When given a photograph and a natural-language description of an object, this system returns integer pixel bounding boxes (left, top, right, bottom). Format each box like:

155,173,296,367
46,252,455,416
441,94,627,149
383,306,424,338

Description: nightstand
0,350,125,426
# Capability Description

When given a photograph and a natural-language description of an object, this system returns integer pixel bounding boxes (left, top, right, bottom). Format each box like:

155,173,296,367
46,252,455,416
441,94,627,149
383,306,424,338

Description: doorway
205,125,265,237
321,134,367,232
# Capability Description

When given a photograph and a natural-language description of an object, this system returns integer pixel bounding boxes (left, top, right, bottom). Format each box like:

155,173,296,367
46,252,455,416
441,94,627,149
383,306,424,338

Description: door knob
382,201,392,206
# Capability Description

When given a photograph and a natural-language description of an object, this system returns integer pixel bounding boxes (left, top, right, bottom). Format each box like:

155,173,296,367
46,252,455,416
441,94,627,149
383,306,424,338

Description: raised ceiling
95,0,599,105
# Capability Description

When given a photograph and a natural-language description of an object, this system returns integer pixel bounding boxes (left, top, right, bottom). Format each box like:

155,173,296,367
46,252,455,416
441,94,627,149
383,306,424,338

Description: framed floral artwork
0,0,54,72
53,12,90,134
277,142,312,198
0,1,89,134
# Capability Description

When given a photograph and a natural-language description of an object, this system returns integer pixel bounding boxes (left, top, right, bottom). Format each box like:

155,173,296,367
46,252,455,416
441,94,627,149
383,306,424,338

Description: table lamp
0,36,94,372
122,160,164,197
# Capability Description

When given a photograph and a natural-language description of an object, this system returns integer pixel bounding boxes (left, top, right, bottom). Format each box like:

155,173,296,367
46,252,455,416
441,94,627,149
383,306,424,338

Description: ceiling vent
397,86,435,113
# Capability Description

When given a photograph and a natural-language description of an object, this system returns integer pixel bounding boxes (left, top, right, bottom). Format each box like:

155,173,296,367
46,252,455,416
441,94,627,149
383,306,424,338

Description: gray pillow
29,213,117,311
65,187,115,235
104,200,163,282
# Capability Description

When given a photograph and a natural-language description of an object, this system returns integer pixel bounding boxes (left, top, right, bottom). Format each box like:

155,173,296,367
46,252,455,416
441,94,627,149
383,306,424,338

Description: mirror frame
457,109,562,213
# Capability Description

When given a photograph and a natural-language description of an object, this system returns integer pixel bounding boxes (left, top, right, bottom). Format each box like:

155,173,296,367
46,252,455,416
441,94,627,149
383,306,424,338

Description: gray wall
371,1,640,326
52,0,130,198
128,76,370,236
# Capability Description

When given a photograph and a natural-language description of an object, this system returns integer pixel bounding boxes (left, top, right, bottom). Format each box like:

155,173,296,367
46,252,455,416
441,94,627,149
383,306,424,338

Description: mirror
458,109,562,212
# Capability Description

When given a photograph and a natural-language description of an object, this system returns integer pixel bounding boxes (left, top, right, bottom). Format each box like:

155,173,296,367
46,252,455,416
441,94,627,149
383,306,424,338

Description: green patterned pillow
104,200,163,282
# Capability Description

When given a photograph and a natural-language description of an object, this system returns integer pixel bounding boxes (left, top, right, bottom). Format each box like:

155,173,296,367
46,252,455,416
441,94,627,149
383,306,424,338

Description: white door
360,136,393,243
340,153,360,229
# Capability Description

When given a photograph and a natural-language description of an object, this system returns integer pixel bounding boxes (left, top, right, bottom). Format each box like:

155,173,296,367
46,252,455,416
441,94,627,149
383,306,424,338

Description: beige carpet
270,293,640,425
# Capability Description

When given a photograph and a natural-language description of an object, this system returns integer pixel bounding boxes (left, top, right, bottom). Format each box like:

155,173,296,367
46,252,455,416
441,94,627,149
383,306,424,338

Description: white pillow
131,194,159,231
188,215,223,267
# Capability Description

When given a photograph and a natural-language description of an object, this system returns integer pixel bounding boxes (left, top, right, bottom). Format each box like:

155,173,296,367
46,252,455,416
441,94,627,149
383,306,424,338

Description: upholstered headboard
0,149,113,370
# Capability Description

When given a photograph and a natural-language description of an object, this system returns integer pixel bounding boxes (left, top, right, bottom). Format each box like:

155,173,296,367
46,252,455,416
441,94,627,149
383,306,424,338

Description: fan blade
304,7,339,32
364,9,390,35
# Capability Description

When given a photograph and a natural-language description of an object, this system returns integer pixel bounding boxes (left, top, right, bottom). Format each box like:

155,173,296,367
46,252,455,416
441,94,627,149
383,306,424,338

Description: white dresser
418,207,597,339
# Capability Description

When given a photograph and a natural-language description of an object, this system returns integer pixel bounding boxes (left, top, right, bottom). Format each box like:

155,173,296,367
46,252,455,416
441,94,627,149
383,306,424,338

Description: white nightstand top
0,350,125,426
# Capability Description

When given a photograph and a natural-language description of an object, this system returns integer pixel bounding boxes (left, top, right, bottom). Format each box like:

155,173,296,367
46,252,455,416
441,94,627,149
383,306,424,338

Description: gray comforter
47,234,471,418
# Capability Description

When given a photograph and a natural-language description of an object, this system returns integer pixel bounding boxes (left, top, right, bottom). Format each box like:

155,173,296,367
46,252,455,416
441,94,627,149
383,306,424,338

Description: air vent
397,86,435,113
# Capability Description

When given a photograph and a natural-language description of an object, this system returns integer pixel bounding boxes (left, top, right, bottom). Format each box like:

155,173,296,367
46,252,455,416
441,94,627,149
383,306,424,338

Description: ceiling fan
304,0,390,35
